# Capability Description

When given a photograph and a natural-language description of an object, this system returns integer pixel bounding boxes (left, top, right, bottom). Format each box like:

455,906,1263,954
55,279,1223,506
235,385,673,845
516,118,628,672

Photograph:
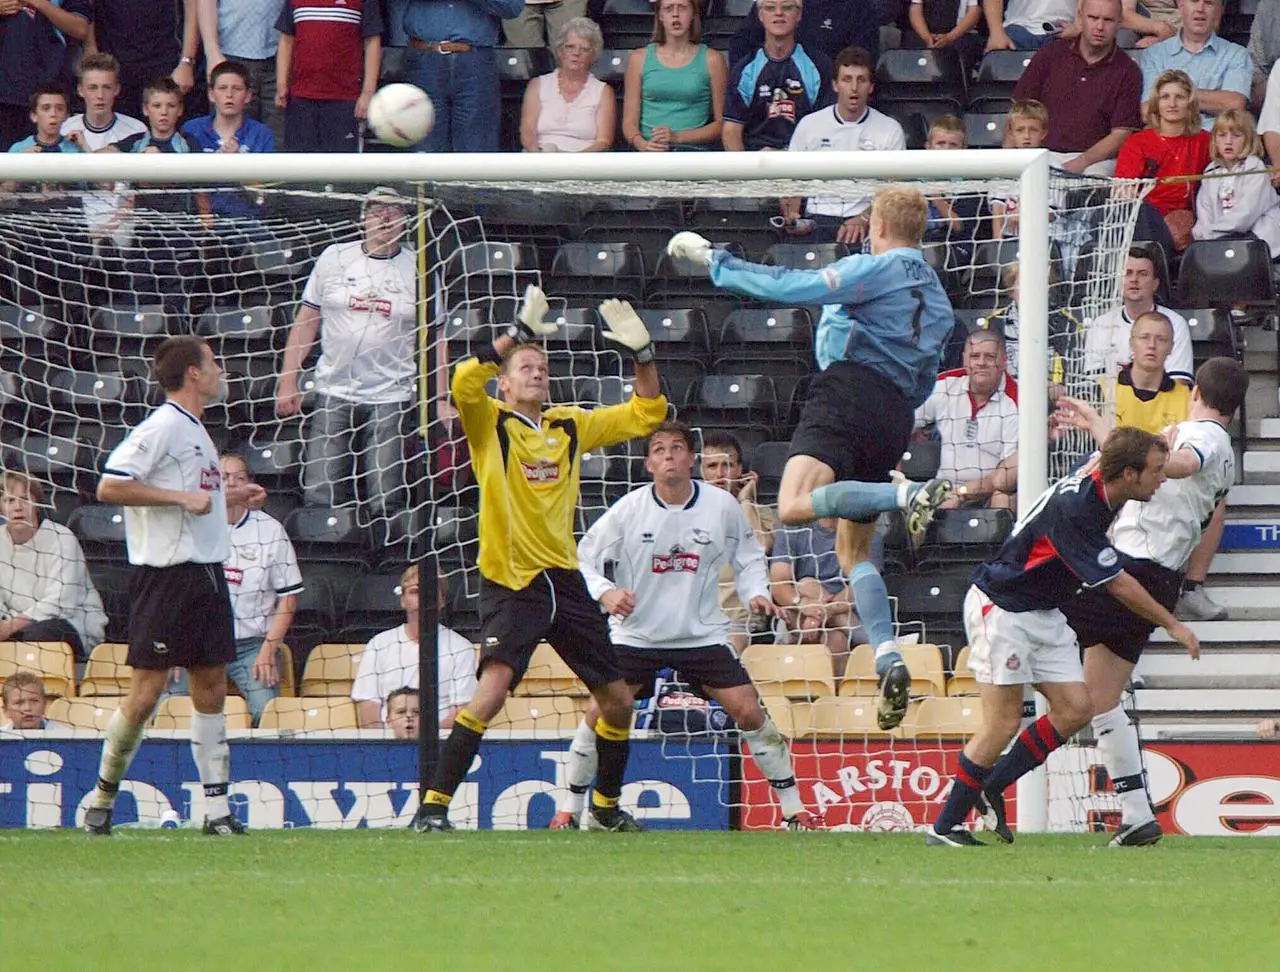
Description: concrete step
1149,619,1280,645
1133,688,1280,713
1205,552,1280,576
1226,484,1280,509
1244,452,1280,475
1135,651,1280,688
1259,418,1280,439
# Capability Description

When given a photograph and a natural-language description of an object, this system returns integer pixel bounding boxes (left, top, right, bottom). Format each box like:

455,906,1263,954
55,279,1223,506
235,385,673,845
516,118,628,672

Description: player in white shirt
1009,357,1245,847
780,47,906,245
351,564,477,731
86,336,267,837
275,186,417,522
548,422,819,831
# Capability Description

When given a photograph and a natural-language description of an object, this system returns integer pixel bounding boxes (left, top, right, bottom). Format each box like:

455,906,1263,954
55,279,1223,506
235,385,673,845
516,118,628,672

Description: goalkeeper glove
506,284,558,341
599,299,655,364
666,231,713,267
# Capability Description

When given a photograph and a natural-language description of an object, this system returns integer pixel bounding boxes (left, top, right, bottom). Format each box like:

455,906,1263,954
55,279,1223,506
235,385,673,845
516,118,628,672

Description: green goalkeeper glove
506,284,558,341
599,299,655,364
666,231,713,267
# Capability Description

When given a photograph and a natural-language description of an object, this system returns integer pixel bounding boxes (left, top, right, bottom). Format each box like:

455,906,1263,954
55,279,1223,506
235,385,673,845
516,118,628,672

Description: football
367,83,435,148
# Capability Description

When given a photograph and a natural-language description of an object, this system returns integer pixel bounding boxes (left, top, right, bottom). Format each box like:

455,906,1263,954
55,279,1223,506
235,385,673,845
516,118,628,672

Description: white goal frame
2,148,1055,830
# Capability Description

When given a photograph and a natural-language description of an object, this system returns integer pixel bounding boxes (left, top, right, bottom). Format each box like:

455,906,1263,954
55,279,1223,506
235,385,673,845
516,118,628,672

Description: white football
367,83,435,148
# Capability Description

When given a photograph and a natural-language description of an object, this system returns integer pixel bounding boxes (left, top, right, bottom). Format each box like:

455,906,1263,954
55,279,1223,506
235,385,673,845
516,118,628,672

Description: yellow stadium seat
901,696,983,738
741,642,834,699
258,696,358,731
759,696,806,739
46,696,122,731
489,696,587,732
802,697,900,739
299,643,364,696
838,643,946,697
947,646,980,696
0,641,74,697
277,643,296,698
153,695,251,731
80,642,132,696
513,642,587,696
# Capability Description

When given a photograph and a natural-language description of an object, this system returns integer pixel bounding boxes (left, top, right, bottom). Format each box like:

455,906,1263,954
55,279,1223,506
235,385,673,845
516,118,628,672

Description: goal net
0,151,1146,832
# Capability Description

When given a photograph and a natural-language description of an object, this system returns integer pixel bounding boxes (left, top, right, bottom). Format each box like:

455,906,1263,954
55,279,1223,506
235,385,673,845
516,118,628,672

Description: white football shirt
1083,304,1194,384
1111,419,1234,570
577,481,770,650
788,105,907,218
350,623,477,723
914,369,1020,485
224,509,304,640
0,519,107,649
300,241,418,405
61,112,147,243
102,401,229,567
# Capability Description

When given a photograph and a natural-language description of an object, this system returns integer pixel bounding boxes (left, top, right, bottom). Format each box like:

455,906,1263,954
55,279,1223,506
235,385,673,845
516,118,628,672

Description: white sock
92,708,146,809
1093,704,1152,826
743,717,804,818
559,718,598,816
873,639,901,663
191,710,231,820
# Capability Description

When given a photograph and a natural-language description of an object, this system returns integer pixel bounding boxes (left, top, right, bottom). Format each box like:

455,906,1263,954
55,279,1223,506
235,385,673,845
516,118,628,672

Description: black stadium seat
968,51,1035,113
874,48,966,104
591,49,631,85
964,112,1007,149
1176,239,1275,311
286,506,369,563
68,504,128,561
546,241,645,303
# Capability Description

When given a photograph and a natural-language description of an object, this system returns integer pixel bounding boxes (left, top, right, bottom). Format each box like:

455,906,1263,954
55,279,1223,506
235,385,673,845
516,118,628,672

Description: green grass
2,831,1276,970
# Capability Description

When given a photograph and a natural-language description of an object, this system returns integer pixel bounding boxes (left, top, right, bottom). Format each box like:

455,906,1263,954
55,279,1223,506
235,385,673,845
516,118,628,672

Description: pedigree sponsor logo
520,459,560,484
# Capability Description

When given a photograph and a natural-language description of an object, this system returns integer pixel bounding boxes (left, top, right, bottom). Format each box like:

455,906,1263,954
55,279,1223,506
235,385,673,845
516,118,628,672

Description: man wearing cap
275,187,417,523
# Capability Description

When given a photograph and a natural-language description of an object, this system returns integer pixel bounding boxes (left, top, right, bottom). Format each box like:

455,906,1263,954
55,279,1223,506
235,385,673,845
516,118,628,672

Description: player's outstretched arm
668,229,864,305
1106,570,1201,659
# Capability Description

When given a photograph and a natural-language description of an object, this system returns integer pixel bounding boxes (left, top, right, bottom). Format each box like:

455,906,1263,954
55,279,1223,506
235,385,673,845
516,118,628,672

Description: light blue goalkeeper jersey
707,247,955,408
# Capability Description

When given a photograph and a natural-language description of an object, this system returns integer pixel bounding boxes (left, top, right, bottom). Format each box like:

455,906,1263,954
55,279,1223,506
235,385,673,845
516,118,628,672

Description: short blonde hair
1210,108,1264,164
1144,69,1201,137
555,17,604,60
1007,99,1048,131
928,114,965,144
2,670,43,706
871,187,927,246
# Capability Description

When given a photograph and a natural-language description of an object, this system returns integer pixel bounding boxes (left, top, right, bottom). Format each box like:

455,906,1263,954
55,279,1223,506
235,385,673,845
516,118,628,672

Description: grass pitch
2,830,1275,971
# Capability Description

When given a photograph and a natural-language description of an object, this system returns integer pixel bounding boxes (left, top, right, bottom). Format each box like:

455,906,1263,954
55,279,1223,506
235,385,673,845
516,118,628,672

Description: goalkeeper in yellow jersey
411,286,668,833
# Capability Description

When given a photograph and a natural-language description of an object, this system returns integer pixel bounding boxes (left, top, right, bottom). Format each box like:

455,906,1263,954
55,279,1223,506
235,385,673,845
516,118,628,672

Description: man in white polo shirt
351,564,476,732
914,329,1019,509
781,46,905,245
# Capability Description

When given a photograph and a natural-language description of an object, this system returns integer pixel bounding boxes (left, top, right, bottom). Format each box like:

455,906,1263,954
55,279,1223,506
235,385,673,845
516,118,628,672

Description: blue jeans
165,636,280,723
402,47,500,152
1004,24,1057,49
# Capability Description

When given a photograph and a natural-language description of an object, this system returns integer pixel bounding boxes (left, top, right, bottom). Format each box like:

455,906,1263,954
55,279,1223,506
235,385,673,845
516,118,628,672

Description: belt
410,39,473,53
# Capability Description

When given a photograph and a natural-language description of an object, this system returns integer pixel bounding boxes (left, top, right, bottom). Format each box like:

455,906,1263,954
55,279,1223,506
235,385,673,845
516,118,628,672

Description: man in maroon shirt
1012,0,1142,174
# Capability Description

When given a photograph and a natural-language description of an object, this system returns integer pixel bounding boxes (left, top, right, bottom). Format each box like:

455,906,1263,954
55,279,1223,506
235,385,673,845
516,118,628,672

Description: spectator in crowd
983,0,1076,50
622,0,726,152
274,0,382,152
989,99,1049,238
400,0,523,152
0,0,89,150
778,46,901,242
276,187,416,520
914,329,1019,509
385,686,420,741
1011,0,1142,175
1107,310,1189,432
1247,0,1280,103
988,263,1080,382
1139,0,1250,131
520,18,614,152
904,0,983,66
0,671,65,731
181,61,274,218
6,85,79,155
1115,69,1211,252
197,0,287,145
769,521,855,673
729,0,878,67
1084,245,1194,384
503,0,583,49
700,430,775,652
1194,108,1280,257
1257,60,1280,184
0,472,107,661
722,0,832,152
351,565,476,731
922,115,982,259
86,0,200,117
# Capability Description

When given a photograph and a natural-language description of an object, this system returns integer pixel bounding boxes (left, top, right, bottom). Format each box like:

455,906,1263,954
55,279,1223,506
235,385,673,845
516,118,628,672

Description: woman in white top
1193,108,1280,259
520,17,615,153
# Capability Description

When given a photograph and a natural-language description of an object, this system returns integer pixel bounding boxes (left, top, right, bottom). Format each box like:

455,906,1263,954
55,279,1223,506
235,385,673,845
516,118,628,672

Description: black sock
984,715,1066,793
421,709,486,812
933,753,991,833
590,717,630,809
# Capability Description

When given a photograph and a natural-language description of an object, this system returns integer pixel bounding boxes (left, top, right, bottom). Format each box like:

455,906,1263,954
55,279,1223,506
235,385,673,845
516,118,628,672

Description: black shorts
127,562,235,671
1061,555,1183,664
478,568,622,692
615,644,753,700
790,361,915,515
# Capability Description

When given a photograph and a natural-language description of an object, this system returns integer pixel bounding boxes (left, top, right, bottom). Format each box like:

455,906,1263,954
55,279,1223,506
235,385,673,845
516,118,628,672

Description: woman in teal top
621,0,726,151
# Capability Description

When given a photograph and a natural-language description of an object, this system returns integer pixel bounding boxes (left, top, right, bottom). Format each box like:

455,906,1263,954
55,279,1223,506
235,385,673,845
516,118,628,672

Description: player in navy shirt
668,187,953,731
926,427,1200,846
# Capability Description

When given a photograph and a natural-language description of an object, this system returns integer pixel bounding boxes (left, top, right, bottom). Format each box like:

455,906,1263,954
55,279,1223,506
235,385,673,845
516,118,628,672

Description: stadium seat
646,242,745,306
740,642,835,699
441,307,492,360
581,207,684,275
1180,308,1238,361
2,431,89,492
968,51,1035,112
839,643,946,697
275,643,297,698
1176,238,1275,310
901,696,983,737
547,241,645,303
886,569,971,627
514,642,588,697
300,643,365,696
153,695,252,731
898,439,941,481
0,640,74,697
442,241,542,320
196,304,277,353
90,303,170,350
489,696,588,732
545,306,599,347
877,105,930,149
691,374,778,425
688,198,782,261
241,433,303,489
590,48,630,85
947,645,979,696
80,642,132,696
285,506,369,563
0,300,65,357
715,306,811,353
258,696,357,731
874,48,966,102
47,367,142,424
763,242,849,271
802,697,898,738
68,504,128,560
749,440,791,500
291,569,340,651
918,508,1015,567
46,695,121,731
964,113,1007,150
496,46,554,84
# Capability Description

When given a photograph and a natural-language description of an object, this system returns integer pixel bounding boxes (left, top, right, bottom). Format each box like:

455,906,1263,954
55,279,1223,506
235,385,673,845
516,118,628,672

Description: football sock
983,715,1066,793
91,707,145,810
590,716,631,809
847,561,898,673
1093,704,1152,826
742,718,805,818
810,481,900,522
421,708,487,812
932,752,991,833
560,718,598,815
191,710,231,820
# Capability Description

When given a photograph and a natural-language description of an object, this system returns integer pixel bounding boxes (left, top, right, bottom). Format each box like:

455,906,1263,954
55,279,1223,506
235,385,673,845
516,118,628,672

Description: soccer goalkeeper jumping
410,286,667,833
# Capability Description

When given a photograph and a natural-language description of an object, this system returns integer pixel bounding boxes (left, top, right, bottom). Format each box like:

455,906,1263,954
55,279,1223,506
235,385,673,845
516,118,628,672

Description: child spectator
274,0,383,153
904,0,983,67
181,60,275,218
1193,108,1280,259
990,99,1048,238
923,114,981,257
7,85,79,155
0,0,89,150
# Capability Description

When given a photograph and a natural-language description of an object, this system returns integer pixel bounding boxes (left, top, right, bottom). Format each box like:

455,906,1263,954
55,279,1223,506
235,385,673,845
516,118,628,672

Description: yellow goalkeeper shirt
1110,367,1189,434
452,356,667,590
